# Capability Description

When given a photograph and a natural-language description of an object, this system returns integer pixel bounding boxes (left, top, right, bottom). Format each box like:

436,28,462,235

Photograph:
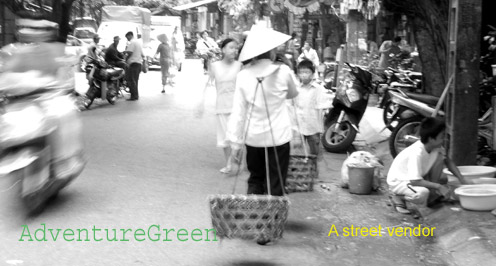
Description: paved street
0,59,492,265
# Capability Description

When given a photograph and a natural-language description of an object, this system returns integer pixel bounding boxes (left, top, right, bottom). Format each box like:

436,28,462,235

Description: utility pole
446,0,482,165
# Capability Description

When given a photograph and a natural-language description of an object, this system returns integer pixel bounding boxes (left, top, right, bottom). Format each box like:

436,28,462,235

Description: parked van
97,6,151,52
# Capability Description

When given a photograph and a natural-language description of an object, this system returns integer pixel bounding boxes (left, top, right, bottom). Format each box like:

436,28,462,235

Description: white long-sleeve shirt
298,48,320,68
227,59,298,148
196,37,218,55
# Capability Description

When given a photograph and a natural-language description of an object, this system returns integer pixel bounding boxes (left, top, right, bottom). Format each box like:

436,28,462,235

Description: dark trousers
199,54,209,71
127,63,141,99
109,60,128,70
246,142,290,196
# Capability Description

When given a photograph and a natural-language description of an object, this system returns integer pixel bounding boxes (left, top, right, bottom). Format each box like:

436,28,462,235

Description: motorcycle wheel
389,116,423,158
322,119,357,153
383,100,399,130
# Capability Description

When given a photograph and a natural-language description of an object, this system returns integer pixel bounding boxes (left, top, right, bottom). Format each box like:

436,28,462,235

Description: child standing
294,59,329,157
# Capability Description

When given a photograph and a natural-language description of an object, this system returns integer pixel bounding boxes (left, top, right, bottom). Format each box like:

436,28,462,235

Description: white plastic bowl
443,166,496,184
454,184,496,211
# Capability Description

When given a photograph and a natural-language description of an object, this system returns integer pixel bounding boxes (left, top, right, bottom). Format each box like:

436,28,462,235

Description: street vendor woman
227,25,298,196
387,117,472,217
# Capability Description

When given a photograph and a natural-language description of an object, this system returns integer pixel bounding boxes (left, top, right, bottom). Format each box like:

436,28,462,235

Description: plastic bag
341,151,384,190
142,59,148,73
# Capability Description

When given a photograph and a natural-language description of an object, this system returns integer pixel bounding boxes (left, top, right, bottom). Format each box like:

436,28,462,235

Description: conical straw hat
238,26,291,62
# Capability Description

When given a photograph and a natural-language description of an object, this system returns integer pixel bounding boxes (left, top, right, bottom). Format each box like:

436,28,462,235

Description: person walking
196,30,219,74
197,38,243,173
171,26,185,72
155,33,171,93
123,31,144,101
227,26,298,196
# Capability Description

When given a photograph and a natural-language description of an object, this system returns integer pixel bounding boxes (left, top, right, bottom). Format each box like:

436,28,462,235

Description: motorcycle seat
405,92,439,106
106,68,124,77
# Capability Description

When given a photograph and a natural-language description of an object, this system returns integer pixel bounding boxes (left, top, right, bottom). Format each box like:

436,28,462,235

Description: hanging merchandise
340,0,381,20
284,0,320,15
269,0,285,13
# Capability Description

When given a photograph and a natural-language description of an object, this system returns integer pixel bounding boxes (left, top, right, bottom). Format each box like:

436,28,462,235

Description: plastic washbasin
443,165,496,184
454,184,496,211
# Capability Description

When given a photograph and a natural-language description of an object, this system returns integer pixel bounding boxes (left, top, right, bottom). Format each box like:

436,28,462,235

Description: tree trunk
51,0,75,43
411,16,447,96
79,0,84,17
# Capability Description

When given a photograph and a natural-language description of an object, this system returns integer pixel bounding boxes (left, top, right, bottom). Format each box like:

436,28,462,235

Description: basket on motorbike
209,194,289,242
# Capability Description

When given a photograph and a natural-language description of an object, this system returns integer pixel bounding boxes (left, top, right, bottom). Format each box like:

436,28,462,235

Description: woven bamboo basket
209,194,290,242
286,154,318,192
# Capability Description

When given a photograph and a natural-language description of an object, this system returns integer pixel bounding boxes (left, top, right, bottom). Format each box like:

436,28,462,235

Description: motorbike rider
87,34,104,59
196,30,219,74
105,36,127,70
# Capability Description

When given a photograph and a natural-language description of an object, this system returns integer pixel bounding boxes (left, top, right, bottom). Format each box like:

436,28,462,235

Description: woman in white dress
197,38,242,173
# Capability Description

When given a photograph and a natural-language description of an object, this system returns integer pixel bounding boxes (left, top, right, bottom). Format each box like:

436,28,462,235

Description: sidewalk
309,106,496,265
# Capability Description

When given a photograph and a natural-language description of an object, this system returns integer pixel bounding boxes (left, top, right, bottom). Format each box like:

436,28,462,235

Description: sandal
219,166,231,174
389,195,411,214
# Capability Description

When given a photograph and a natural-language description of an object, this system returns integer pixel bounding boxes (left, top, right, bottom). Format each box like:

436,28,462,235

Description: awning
172,0,217,11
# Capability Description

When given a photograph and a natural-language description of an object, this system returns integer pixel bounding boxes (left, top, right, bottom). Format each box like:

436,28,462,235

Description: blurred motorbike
0,67,85,214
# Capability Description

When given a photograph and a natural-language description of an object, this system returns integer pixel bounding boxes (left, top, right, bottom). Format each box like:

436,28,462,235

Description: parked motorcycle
387,89,442,157
379,67,423,129
81,57,125,109
387,89,494,159
321,63,374,153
